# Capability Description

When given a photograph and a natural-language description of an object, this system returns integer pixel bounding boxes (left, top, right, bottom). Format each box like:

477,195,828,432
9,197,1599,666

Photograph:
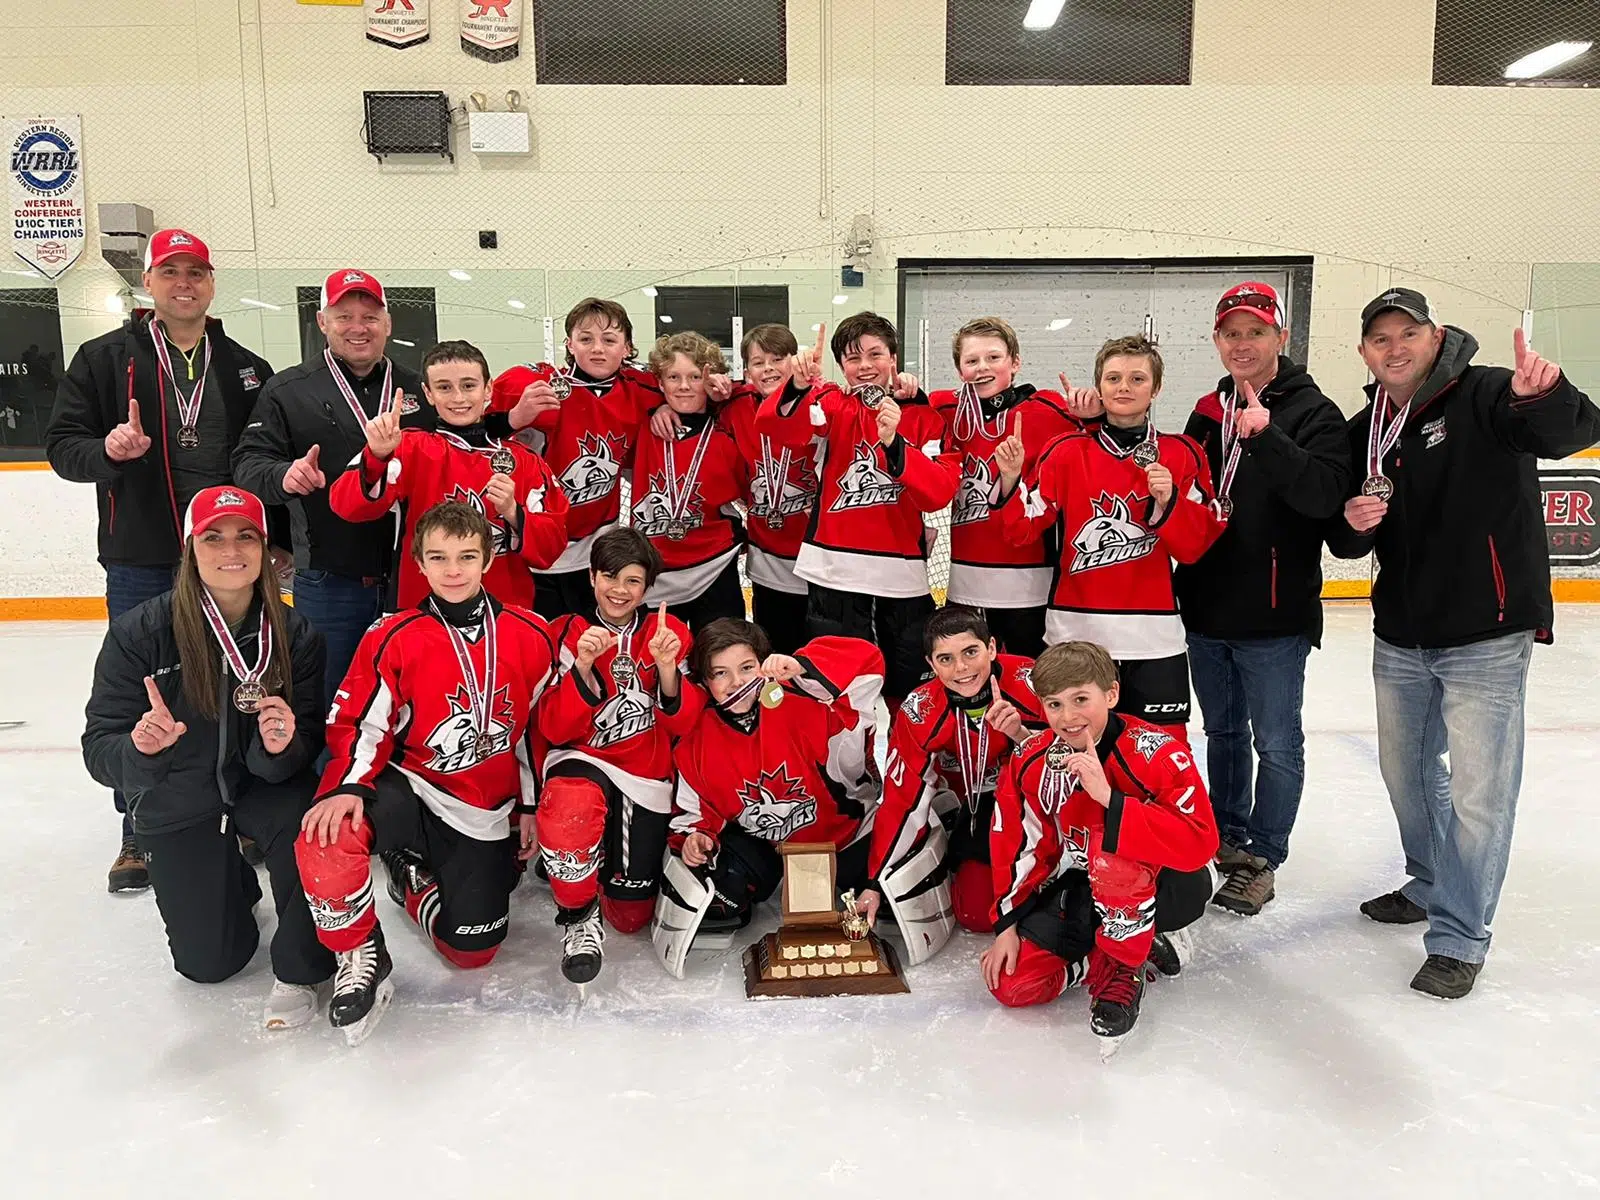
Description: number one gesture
1235,380,1270,438
105,397,152,463
995,408,1026,491
131,675,187,756
1511,326,1560,398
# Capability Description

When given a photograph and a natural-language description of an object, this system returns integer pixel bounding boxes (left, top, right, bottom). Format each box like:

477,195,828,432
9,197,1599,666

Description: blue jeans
1373,631,1533,964
292,569,385,705
105,564,177,836
1186,633,1311,870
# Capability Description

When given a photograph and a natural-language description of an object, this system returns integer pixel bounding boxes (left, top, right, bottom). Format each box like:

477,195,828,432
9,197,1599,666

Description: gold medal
759,680,785,709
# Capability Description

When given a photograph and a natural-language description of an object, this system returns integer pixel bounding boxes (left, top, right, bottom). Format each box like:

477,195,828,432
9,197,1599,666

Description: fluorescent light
507,299,526,310
1023,0,1067,31
1505,40,1592,79
641,286,659,298
238,296,282,311
831,294,849,305
1048,318,1073,331
392,338,416,347
104,294,126,313
448,269,472,281
658,314,674,324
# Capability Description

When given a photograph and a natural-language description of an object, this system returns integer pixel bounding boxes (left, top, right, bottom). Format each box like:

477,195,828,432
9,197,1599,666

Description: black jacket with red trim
1175,358,1353,646
46,313,278,567
1325,327,1600,649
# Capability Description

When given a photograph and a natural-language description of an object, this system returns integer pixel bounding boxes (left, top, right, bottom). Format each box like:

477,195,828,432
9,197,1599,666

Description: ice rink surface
1,605,1596,1199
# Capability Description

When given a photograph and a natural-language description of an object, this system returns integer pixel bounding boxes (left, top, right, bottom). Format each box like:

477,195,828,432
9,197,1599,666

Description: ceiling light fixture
448,269,472,281
239,297,282,311
1023,0,1067,32
1048,318,1073,331
1505,40,1592,79
641,286,659,298
508,299,526,309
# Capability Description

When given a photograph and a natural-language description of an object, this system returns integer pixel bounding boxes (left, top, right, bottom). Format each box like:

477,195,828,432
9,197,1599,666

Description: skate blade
1097,1034,1128,1061
341,979,395,1047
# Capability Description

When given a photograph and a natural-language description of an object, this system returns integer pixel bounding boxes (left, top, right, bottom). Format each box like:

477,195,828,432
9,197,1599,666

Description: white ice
2,606,1597,1199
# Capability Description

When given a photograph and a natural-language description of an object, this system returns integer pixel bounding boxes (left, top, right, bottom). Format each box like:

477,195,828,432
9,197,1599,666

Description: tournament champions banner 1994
366,0,430,48
6,115,86,279
460,0,521,62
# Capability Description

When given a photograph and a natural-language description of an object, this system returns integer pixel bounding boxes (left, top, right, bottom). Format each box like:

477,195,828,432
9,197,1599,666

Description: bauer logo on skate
736,768,818,842
425,685,513,771
1070,493,1159,573
829,444,904,512
951,455,996,526
559,435,623,506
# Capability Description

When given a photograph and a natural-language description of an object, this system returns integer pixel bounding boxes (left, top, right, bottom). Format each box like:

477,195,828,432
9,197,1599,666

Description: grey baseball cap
1361,287,1435,334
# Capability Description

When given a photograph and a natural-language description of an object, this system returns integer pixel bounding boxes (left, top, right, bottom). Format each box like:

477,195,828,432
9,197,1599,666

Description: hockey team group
44,229,1600,1048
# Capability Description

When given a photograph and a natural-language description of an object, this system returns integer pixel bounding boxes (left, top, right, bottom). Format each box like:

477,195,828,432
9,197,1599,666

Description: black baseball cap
1361,288,1435,334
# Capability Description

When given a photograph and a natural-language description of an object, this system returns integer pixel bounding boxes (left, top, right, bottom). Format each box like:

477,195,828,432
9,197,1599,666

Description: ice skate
1088,948,1144,1055
380,848,434,908
329,926,395,1046
1145,926,1195,979
263,978,329,1031
560,902,606,986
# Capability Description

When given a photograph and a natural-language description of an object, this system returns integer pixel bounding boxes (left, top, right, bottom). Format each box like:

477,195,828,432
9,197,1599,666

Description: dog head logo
630,471,700,537
829,443,903,512
1069,492,1158,573
591,674,656,748
751,455,817,521
559,435,622,506
735,767,818,842
424,684,513,771
951,454,995,526
445,484,509,555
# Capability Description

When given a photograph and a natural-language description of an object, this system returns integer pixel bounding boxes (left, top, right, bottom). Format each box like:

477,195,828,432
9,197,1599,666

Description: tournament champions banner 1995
460,0,521,62
6,115,86,279
366,0,430,48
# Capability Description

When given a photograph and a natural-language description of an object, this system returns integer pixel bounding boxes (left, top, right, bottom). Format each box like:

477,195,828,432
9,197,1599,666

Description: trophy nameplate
743,842,909,998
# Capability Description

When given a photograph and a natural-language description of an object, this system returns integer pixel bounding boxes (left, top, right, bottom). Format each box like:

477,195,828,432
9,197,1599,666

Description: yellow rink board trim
7,580,1600,620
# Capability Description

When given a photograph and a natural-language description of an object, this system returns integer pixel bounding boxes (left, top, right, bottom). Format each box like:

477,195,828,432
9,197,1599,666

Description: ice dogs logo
424,684,514,771
951,455,995,526
829,444,903,512
1070,492,1158,573
736,767,818,841
560,435,623,506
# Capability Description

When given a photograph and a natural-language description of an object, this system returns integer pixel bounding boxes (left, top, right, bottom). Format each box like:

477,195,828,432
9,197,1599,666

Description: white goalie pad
880,819,957,967
650,853,716,979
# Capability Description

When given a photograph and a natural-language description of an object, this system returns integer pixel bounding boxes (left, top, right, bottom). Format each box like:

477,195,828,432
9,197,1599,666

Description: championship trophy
743,842,909,998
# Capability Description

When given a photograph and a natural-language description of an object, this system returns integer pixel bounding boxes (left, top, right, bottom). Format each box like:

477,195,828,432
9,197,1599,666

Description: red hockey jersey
756,382,955,598
626,410,748,605
330,428,569,611
717,385,821,596
931,385,1082,609
539,608,704,815
490,363,662,572
997,428,1223,659
990,714,1219,932
670,637,885,852
319,596,558,841
870,653,1047,881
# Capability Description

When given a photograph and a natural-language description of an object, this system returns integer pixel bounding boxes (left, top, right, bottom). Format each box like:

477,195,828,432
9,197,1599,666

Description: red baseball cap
145,229,212,271
185,486,268,540
1215,282,1283,330
321,268,386,309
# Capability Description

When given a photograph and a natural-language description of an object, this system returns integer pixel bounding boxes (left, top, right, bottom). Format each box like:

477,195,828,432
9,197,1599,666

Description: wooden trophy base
743,925,909,998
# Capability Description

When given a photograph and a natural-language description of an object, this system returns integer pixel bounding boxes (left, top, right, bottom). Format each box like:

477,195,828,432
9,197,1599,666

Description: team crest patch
399,392,420,414
239,366,260,390
735,767,818,842
1422,416,1446,449
590,670,655,748
1132,725,1172,761
424,684,515,770
899,688,931,724
829,443,903,512
950,454,995,526
631,471,702,537
214,489,247,507
1097,895,1156,943
749,456,818,524
560,434,623,506
1070,492,1158,573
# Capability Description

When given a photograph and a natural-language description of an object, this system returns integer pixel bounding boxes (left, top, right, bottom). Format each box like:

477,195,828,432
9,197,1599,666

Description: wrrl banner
6,114,86,279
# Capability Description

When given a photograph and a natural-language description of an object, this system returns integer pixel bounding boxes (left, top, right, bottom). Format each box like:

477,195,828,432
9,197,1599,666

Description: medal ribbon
1214,388,1246,510
720,675,766,711
1366,387,1409,480
954,709,991,811
439,429,513,471
434,596,498,756
1039,737,1081,815
950,382,1006,445
1097,416,1157,461
151,324,213,434
325,349,394,428
757,434,792,522
199,589,272,693
661,423,714,526
599,612,640,680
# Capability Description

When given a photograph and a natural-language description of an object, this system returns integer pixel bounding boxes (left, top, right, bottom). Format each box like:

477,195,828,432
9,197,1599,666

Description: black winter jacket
1326,327,1600,649
1176,358,1353,645
45,313,277,568
82,592,327,835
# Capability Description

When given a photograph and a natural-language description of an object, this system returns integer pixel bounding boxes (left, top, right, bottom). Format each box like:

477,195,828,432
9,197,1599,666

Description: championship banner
1541,469,1600,567
6,115,86,280
366,0,430,48
460,0,521,62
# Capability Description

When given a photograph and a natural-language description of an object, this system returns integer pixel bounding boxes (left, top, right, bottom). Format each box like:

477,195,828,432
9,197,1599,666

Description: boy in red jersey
650,618,883,975
489,299,664,620
330,340,568,611
629,332,748,631
993,334,1224,737
984,641,1217,1046
536,528,702,984
931,316,1093,658
861,606,1047,943
296,501,559,1044
756,312,957,709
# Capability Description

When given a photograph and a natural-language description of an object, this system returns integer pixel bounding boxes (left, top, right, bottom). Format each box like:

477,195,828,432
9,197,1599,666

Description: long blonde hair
171,541,294,720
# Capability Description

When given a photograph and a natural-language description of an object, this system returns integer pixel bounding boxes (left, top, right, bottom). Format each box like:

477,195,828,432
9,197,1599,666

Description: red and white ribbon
199,589,271,697
434,597,498,759
954,708,991,810
151,324,213,435
325,348,394,428
661,424,714,527
1367,387,1409,480
950,382,1006,445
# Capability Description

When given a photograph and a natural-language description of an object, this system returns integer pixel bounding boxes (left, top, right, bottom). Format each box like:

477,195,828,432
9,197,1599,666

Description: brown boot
1216,841,1256,872
1213,857,1275,916
107,837,150,893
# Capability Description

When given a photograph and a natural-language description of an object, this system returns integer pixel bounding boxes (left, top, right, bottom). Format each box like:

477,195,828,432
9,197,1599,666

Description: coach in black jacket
1328,288,1600,1000
46,229,275,892
1176,284,1353,921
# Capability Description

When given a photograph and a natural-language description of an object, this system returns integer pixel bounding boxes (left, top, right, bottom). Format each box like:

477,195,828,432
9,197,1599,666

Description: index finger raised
143,675,168,712
814,322,827,358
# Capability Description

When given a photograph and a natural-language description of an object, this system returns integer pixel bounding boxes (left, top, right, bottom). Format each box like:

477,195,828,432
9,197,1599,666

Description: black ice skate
560,902,606,986
329,926,395,1046
380,848,434,908
1088,949,1145,1057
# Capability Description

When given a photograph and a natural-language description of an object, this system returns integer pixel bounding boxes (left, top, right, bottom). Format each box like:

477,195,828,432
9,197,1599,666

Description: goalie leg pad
650,852,716,979
536,776,608,911
880,820,957,967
